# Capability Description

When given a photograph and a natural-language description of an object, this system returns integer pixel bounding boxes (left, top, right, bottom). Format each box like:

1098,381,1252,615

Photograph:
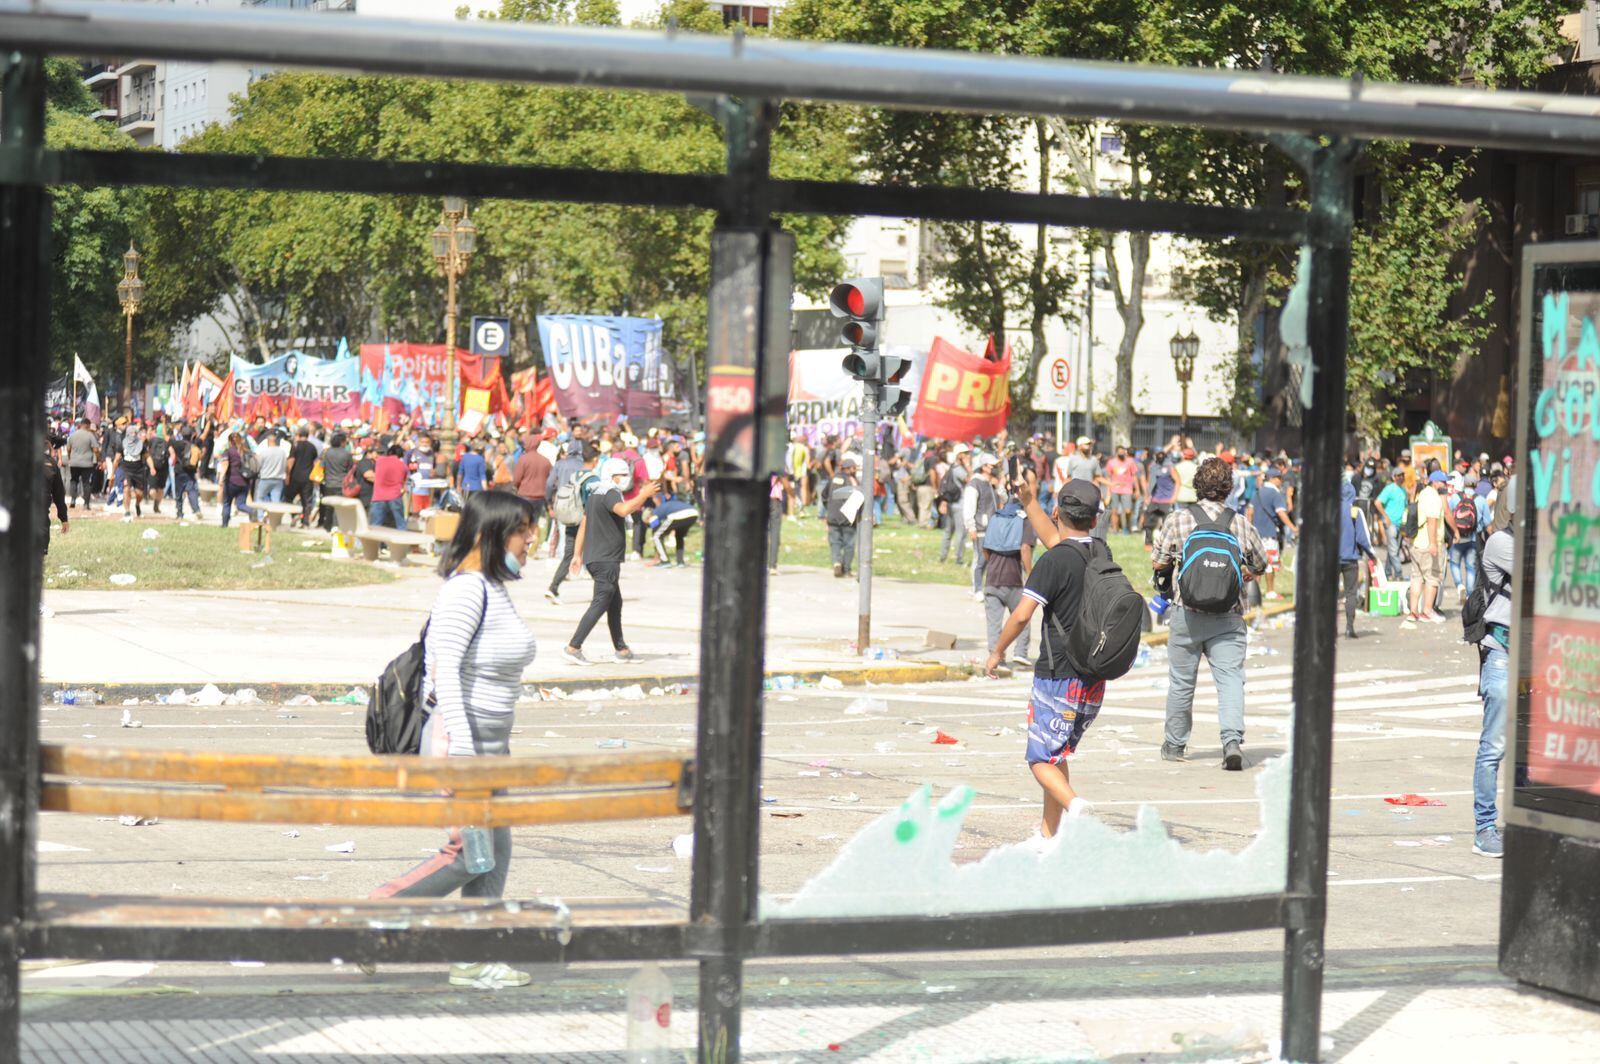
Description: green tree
778,0,1076,430
133,0,850,384
38,58,156,393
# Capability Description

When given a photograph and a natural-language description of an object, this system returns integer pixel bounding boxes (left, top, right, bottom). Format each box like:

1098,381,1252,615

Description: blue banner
536,315,664,419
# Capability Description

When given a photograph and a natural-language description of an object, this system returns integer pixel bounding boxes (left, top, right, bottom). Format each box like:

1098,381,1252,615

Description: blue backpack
1177,504,1242,613
982,501,1025,553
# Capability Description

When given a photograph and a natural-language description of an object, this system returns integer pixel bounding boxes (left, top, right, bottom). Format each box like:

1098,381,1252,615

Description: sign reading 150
708,381,754,414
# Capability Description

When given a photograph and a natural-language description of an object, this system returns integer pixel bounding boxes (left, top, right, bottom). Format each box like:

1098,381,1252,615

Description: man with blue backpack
1151,457,1269,770
980,484,1037,668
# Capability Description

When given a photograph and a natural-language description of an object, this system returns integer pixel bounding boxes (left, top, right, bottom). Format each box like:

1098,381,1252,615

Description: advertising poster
230,351,362,424
535,314,664,420
1518,259,1600,820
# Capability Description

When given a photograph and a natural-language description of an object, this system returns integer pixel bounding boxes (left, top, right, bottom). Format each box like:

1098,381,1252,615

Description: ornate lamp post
1170,327,1199,437
431,196,476,441
116,242,145,409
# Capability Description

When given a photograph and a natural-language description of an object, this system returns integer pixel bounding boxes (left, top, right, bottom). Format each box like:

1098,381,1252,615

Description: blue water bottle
460,827,495,874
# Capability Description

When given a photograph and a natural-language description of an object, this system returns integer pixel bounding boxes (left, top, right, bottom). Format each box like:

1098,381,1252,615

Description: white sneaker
971,591,985,603
448,962,530,989
629,551,643,562
544,589,561,604
561,647,589,666
1016,831,1053,855
1009,654,1031,668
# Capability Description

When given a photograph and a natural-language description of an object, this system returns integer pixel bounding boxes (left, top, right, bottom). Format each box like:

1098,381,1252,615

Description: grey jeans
1164,607,1248,749
369,714,512,901
983,585,1028,659
827,524,857,572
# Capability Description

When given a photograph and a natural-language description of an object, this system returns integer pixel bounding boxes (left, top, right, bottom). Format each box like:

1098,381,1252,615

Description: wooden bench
197,480,221,506
30,744,694,964
355,527,435,564
39,744,693,827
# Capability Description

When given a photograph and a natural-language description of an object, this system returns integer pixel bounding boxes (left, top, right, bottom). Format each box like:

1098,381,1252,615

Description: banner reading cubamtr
909,336,1010,440
535,315,664,420
230,352,361,424
1523,282,1600,803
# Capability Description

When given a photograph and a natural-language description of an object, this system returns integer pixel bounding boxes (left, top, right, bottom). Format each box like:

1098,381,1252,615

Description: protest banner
787,344,923,443
535,314,664,420
230,351,362,424
910,336,1010,440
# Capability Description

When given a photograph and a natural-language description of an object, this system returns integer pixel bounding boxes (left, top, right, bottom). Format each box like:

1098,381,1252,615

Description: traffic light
878,353,912,418
830,277,884,380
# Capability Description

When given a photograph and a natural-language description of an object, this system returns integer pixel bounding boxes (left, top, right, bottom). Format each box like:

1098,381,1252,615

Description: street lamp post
116,242,144,410
431,196,476,443
1170,327,1199,438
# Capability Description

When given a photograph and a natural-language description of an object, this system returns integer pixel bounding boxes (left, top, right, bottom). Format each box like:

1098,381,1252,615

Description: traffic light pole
857,384,879,654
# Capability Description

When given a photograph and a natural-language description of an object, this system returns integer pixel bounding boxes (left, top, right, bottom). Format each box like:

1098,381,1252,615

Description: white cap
976,452,998,468
950,443,970,455
1076,436,1092,446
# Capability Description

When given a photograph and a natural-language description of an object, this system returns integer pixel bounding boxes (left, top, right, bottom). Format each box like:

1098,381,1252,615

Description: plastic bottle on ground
625,962,673,1063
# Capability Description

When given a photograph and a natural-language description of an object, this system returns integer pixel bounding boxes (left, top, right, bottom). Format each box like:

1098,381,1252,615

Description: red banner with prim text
910,337,1010,441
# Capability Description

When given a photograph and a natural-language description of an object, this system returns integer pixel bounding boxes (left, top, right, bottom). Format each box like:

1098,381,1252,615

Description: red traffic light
828,278,884,323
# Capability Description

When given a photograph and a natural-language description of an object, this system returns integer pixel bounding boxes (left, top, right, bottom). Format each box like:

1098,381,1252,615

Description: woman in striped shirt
368,490,539,989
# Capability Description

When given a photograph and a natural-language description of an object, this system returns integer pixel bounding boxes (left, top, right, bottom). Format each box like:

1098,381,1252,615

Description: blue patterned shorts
1025,675,1106,765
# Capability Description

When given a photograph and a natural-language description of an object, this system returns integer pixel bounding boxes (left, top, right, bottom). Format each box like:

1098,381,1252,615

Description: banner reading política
230,351,362,424
535,315,664,420
910,337,1010,440
787,344,924,443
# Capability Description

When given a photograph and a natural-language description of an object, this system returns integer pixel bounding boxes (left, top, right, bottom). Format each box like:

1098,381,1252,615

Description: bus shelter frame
3,5,1597,1061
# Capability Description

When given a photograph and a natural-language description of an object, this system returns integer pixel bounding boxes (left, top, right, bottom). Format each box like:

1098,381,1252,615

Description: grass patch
43,520,394,591
771,514,1159,587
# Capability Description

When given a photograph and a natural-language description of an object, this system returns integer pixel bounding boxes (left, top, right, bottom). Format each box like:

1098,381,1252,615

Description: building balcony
118,110,156,132
91,108,118,122
118,58,157,77
84,62,119,86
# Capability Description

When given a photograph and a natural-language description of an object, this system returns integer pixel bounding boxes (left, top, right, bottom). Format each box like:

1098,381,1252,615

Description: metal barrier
7,4,1600,1060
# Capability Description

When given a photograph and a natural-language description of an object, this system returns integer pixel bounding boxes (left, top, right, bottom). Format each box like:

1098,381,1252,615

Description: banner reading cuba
535,314,664,420
910,337,1010,440
230,352,361,424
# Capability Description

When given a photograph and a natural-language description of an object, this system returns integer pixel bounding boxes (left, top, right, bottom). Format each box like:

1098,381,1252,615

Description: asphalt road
27,608,1594,1062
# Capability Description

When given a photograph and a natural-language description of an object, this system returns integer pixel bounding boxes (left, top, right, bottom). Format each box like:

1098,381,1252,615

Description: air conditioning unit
1565,213,1598,236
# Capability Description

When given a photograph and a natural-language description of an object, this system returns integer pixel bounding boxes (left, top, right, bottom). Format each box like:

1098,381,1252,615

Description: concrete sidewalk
20,946,1600,1062
40,553,988,688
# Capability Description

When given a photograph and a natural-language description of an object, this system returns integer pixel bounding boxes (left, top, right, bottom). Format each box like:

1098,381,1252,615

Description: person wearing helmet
562,453,661,664
822,452,865,577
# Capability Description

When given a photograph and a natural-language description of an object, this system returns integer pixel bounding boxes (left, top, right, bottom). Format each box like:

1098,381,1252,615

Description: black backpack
939,470,964,503
1462,532,1511,646
1048,539,1146,683
365,580,486,754
1177,504,1243,613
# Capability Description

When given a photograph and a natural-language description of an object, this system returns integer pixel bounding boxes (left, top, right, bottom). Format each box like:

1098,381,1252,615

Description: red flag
910,337,1010,440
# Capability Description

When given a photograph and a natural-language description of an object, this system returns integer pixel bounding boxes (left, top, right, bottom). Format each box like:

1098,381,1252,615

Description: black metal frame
0,20,1373,1063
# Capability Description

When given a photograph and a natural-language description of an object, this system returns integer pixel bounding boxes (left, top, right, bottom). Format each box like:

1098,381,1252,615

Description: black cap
1057,479,1102,520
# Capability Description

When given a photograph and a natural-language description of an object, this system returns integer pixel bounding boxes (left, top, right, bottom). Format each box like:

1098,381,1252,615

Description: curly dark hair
1193,457,1235,501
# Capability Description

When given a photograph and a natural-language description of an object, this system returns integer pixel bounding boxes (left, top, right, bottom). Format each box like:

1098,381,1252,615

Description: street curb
43,662,966,706
1140,599,1298,647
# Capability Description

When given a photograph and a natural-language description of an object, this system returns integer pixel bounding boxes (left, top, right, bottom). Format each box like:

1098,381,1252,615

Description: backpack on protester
552,471,591,526
1462,534,1512,646
366,580,487,755
911,456,931,487
939,472,964,504
240,449,261,480
982,501,1026,553
341,466,362,498
1452,494,1479,538
1176,504,1243,614
1401,497,1418,541
1043,539,1145,683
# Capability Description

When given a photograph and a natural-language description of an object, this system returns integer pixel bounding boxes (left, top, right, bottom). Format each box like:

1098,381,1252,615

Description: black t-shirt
355,456,377,507
582,485,627,564
1023,537,1095,679
289,440,318,483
